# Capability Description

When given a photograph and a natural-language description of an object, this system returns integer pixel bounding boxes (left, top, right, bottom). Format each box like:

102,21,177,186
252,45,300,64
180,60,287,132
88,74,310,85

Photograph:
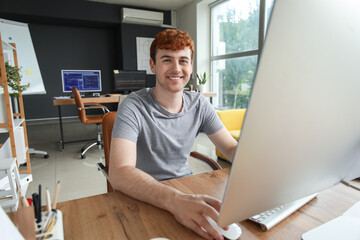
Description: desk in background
52,92,215,150
52,95,126,150
10,168,359,239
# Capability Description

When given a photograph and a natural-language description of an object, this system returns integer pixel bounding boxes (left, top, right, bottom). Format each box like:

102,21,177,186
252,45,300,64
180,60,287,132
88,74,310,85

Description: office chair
216,109,247,161
72,87,109,159
97,111,222,193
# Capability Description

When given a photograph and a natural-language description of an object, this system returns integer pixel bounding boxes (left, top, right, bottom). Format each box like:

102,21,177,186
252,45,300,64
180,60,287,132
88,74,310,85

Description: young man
109,29,237,240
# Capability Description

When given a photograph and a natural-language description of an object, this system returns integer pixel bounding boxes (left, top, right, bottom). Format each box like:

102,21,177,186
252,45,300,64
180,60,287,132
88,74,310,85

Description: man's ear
150,58,156,74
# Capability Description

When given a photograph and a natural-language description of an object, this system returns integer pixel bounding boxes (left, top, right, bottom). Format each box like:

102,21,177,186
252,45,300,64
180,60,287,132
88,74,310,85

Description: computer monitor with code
61,70,102,93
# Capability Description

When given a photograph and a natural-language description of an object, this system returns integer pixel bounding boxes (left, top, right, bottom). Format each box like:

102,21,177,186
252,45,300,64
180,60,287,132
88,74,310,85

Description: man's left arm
208,127,238,162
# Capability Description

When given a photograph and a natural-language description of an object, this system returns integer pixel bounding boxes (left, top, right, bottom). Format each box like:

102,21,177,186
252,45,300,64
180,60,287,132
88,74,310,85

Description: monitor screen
61,70,102,93
218,0,360,227
114,70,146,94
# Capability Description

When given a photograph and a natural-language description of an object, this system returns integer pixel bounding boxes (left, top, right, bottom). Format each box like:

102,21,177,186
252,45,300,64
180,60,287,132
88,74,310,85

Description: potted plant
3,62,29,97
196,72,207,92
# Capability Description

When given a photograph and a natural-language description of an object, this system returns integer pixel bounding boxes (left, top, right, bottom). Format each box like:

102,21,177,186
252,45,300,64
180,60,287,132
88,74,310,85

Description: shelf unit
0,32,32,211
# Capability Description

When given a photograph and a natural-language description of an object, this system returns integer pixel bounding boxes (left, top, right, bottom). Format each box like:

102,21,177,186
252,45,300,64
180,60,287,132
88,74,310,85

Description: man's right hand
169,193,224,240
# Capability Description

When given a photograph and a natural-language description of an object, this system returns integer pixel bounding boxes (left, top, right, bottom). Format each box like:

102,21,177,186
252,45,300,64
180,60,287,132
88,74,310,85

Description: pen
41,210,54,235
38,184,42,223
46,188,51,214
44,211,57,235
52,181,60,209
32,193,41,223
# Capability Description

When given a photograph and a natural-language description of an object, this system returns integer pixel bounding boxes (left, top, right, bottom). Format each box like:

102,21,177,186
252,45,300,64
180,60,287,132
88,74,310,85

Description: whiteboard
136,37,154,75
0,18,46,95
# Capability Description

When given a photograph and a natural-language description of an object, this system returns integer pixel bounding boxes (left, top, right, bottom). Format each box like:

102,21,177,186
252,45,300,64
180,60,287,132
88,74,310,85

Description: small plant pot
198,84,206,93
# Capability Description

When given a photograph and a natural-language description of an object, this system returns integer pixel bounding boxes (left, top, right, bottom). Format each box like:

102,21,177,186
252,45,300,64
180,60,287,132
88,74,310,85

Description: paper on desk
303,200,360,240
343,201,360,219
0,206,24,240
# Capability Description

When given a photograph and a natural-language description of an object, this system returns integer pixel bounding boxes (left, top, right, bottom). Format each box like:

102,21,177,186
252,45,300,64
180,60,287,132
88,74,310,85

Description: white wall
177,0,215,91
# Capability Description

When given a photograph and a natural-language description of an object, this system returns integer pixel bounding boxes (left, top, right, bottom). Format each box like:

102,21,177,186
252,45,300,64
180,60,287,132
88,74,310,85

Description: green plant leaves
196,72,207,85
1,62,30,97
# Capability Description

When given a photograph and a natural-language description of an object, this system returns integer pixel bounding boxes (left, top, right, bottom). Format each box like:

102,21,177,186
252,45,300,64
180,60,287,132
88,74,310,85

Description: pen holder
35,210,64,240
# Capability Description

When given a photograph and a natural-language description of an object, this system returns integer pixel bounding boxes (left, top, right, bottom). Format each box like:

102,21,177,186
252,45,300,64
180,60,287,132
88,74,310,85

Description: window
211,0,274,109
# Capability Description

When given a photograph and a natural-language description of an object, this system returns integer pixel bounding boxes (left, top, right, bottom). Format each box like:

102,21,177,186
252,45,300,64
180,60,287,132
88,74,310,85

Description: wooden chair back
72,87,87,123
102,111,117,192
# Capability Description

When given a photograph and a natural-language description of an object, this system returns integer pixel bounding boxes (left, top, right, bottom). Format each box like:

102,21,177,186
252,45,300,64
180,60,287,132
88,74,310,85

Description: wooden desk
53,96,120,106
52,96,123,149
203,92,217,98
19,168,358,239
202,92,216,103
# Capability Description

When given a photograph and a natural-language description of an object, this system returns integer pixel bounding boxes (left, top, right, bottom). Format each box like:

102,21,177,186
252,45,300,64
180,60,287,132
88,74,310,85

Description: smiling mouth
168,76,183,80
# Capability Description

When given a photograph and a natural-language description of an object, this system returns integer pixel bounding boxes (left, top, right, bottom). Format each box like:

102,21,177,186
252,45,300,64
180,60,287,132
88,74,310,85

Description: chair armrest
97,162,114,192
97,162,109,179
190,151,222,170
78,104,110,113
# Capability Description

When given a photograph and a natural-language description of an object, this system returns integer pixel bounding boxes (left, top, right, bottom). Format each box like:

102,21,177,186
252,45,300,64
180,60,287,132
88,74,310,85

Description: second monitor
114,70,146,94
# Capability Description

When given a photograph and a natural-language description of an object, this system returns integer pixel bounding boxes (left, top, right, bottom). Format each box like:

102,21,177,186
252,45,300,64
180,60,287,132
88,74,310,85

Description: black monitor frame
114,70,146,94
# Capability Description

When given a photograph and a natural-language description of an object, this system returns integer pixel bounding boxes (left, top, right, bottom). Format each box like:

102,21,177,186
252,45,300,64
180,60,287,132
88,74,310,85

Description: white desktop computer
217,0,360,237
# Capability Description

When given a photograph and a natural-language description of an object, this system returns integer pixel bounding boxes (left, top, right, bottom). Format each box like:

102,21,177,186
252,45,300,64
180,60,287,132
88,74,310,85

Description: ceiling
88,0,196,10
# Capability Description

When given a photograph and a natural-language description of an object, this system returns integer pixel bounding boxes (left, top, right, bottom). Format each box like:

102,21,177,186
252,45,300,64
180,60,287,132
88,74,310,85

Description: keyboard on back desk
249,193,318,231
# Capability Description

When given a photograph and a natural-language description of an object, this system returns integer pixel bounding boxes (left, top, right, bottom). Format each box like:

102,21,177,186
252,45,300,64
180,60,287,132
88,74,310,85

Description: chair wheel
81,154,86,159
44,154,49,159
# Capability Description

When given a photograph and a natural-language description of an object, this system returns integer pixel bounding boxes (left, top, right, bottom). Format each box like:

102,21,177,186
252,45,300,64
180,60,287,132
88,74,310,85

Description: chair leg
80,123,102,159
81,142,98,159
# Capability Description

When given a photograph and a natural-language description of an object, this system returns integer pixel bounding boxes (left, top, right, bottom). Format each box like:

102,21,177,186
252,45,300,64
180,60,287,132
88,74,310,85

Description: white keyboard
249,193,318,231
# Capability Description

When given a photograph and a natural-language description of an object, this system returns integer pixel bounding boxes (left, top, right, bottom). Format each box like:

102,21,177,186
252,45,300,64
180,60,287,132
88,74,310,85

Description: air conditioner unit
121,8,163,26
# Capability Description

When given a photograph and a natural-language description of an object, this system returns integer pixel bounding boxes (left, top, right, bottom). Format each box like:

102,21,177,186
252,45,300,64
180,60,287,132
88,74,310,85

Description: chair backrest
216,109,247,131
102,111,117,192
72,87,87,123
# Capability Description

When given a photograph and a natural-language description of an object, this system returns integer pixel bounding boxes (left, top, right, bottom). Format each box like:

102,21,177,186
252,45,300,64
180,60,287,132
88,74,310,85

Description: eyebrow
159,55,190,60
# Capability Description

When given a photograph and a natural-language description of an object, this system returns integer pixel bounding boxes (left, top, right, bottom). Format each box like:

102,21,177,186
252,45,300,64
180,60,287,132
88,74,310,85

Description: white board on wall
136,37,154,75
0,18,46,95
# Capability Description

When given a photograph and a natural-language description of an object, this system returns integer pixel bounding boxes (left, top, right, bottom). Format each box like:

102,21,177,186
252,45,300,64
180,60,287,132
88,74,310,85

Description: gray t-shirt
112,88,224,180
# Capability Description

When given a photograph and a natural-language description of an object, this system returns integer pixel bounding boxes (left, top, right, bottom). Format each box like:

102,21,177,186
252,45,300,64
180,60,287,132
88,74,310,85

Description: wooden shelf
0,32,32,174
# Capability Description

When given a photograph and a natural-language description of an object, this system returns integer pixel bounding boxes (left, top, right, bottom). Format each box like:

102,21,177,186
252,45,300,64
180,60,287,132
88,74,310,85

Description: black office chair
72,87,109,159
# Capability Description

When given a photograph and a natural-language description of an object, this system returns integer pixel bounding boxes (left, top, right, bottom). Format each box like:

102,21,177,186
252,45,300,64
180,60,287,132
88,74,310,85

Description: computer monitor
114,70,146,94
218,0,360,227
61,70,102,93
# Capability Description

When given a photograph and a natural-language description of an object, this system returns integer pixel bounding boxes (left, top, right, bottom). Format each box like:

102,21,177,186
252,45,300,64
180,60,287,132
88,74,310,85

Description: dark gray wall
0,0,170,119
25,24,117,119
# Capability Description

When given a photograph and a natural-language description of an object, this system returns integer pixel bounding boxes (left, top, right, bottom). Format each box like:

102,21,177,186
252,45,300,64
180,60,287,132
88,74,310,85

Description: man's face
150,47,193,93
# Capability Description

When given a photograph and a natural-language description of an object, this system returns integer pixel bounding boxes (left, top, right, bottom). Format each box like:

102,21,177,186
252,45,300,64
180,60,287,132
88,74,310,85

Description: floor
24,118,230,205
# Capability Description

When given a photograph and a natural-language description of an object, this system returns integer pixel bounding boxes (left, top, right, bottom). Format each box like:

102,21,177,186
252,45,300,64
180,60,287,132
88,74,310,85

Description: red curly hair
150,29,194,63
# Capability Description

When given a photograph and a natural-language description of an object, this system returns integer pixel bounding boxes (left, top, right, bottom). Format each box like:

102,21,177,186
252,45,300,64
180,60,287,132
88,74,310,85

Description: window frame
210,0,272,109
